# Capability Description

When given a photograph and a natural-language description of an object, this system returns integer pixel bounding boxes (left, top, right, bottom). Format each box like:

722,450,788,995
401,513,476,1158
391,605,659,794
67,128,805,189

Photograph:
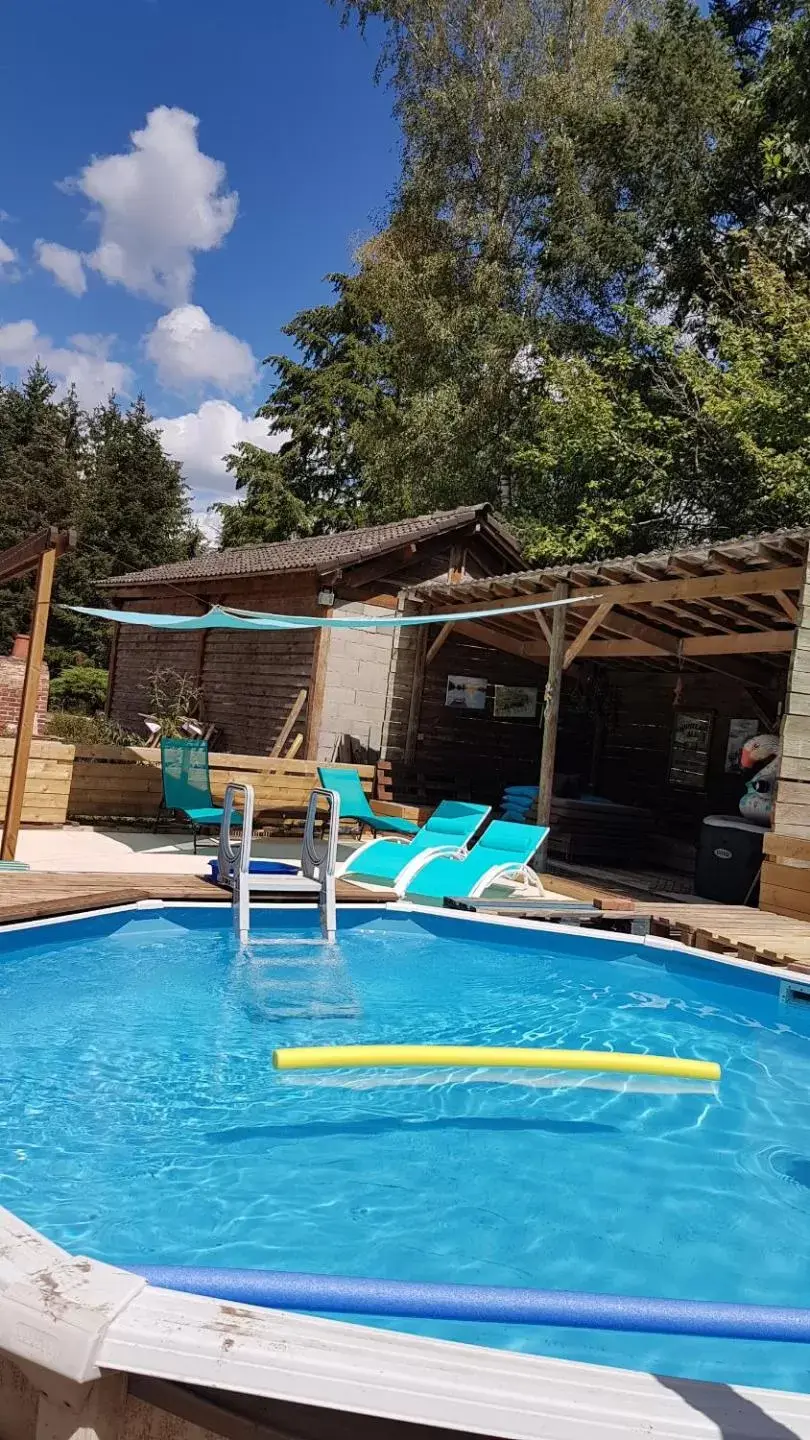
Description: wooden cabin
101,505,523,761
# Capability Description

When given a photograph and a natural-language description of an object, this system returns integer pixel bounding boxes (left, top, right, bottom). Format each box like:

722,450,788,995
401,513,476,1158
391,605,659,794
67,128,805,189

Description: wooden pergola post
536,582,569,829
1,547,57,862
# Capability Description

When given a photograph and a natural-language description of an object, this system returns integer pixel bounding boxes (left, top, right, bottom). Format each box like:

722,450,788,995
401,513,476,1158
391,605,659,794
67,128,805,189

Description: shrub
45,712,137,746
49,665,109,715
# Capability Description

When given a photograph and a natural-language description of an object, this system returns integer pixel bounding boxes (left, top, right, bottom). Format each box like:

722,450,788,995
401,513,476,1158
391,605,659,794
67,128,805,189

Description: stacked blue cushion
499,785,539,821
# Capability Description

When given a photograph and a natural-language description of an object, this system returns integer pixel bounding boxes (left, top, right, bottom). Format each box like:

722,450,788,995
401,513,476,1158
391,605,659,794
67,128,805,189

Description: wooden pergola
406,528,809,827
0,527,76,863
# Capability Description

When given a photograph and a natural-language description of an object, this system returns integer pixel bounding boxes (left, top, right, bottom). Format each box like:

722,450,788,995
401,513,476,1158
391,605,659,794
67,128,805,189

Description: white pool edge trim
3,1208,810,1440
0,896,800,988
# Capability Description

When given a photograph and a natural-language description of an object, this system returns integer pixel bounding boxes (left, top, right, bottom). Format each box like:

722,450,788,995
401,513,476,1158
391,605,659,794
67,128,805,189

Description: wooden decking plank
0,870,395,927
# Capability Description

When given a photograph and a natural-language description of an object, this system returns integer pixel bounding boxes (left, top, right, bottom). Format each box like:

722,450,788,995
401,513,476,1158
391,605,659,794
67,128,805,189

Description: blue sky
0,0,398,524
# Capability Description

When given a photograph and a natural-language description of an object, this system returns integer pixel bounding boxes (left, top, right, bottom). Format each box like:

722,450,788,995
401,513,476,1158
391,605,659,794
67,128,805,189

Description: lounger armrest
394,844,467,896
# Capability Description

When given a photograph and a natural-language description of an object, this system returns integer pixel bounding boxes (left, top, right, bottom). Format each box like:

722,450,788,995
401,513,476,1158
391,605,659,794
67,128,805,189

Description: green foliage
218,0,810,564
0,376,197,669
45,710,138,747
146,666,203,738
49,665,109,715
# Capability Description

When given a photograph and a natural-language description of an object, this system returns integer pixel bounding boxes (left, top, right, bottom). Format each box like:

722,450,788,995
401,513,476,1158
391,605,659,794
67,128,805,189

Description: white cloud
35,240,87,296
72,106,237,304
0,320,131,407
145,304,257,394
0,236,19,281
155,399,285,503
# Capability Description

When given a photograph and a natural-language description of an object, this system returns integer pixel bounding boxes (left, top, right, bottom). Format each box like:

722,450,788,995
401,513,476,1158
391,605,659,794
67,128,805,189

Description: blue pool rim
129,1267,810,1343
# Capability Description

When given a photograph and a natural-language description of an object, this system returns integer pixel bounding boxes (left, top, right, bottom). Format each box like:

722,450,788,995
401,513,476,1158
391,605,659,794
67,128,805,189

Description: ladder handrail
218,782,340,943
218,781,255,884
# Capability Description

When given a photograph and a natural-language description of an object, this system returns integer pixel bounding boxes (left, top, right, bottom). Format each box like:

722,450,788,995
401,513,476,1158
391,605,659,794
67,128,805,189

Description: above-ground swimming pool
3,902,810,1395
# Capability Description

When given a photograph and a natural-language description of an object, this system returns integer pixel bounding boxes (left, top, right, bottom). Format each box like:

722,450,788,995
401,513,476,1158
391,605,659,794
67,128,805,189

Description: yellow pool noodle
272,1045,721,1082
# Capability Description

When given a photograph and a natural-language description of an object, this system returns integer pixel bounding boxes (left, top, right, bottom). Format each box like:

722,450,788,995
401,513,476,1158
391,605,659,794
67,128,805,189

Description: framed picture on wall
445,675,488,711
725,718,759,772
494,684,538,720
668,710,714,790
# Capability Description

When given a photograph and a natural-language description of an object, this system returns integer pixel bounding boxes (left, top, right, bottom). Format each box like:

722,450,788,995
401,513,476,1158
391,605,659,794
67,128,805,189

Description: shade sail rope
66,592,592,632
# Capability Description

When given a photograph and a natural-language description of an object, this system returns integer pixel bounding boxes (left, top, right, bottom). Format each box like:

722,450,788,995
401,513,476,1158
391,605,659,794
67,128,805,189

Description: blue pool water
3,903,810,1392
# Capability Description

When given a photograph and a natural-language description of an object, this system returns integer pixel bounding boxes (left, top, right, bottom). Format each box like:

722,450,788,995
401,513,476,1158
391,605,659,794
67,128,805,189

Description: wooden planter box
0,738,74,825
67,747,422,827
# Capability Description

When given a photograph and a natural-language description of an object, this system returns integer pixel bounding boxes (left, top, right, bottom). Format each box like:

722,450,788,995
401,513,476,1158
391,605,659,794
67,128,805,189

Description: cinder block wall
317,601,398,761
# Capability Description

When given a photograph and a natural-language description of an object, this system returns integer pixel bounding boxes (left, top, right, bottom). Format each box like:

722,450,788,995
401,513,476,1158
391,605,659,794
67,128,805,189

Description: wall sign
445,675,488,711
668,711,714,790
725,717,759,772
494,684,538,720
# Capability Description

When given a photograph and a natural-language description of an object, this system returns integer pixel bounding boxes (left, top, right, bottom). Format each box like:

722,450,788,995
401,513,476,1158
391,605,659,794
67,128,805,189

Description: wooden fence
0,738,74,825
760,833,810,922
66,747,413,824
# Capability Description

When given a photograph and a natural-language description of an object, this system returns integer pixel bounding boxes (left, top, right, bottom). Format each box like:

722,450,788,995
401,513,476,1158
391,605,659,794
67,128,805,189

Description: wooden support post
1,546,56,862
404,623,429,765
536,582,568,830
103,622,119,717
303,618,331,761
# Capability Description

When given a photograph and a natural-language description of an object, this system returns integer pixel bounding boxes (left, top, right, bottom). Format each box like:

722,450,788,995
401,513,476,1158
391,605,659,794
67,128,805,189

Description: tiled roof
101,505,523,590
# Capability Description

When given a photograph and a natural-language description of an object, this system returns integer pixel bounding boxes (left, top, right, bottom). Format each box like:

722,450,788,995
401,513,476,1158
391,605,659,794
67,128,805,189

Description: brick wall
0,657,49,736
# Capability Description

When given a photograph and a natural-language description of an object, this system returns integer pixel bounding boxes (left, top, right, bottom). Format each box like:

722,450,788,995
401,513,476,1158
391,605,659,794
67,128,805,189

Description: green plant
45,711,138,746
145,666,203,738
49,665,109,715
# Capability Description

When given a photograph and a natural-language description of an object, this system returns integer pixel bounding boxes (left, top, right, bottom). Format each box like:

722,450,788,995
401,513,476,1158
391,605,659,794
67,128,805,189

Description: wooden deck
2,868,810,975
0,871,396,926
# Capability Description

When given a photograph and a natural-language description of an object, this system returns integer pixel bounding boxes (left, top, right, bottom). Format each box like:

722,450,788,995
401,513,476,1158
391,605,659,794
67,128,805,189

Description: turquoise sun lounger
318,766,419,837
340,800,491,894
402,819,549,902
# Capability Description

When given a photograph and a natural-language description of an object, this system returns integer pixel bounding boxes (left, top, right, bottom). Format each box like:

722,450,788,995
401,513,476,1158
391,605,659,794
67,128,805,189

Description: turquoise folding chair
318,766,419,837
340,800,491,894
402,819,549,902
159,738,242,853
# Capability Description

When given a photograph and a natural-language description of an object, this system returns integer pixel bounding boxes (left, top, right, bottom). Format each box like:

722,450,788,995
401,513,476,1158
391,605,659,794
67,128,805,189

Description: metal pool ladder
217,782,340,944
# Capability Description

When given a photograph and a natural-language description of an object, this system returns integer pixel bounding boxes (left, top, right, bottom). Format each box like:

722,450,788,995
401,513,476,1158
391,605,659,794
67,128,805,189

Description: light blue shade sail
67,590,588,632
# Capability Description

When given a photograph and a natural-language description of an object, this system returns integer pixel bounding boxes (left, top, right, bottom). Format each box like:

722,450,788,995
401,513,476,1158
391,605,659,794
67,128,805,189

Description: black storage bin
695,815,765,904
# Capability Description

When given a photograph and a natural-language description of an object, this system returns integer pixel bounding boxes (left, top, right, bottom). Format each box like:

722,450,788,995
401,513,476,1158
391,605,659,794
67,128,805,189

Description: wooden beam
270,687,308,756
455,620,532,658
563,602,614,668
448,544,466,583
1,547,57,861
0,526,75,585
302,614,331,761
775,590,800,622
534,610,553,646
537,583,568,830
599,611,681,654
426,621,453,666
404,624,429,765
426,565,805,620
338,542,418,591
525,627,793,660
